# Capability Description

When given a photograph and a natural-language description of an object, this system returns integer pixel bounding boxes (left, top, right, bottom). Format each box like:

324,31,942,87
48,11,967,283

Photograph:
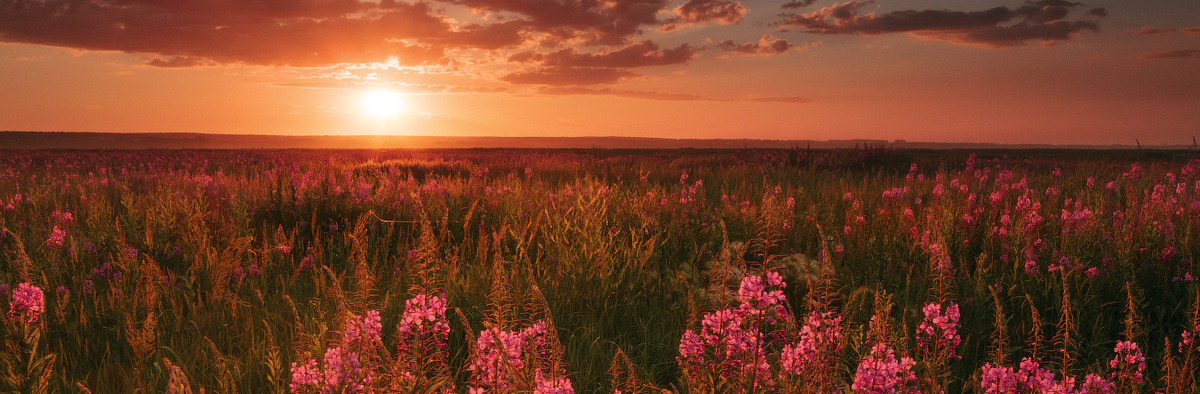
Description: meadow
1,148,1199,393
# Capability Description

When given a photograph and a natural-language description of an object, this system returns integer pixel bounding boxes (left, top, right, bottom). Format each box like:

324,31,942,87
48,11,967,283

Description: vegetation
1,148,1198,392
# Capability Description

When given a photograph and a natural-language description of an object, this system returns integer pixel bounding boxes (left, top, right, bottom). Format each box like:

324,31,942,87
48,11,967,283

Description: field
2,148,1200,393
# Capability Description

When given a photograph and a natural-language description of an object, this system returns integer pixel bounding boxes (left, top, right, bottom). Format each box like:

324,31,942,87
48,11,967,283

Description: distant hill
0,131,1190,150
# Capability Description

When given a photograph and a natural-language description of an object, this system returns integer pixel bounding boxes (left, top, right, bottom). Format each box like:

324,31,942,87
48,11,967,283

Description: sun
361,89,405,120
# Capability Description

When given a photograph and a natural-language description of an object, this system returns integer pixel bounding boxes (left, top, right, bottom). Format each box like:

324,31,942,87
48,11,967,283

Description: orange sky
1,0,1197,144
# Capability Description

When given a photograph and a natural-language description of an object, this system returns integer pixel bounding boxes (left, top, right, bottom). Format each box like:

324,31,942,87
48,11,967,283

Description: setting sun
361,89,404,120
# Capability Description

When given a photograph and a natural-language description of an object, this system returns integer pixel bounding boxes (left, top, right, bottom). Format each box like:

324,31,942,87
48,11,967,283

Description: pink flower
45,226,66,247
851,343,918,394
1108,340,1146,384
343,310,383,353
289,358,321,394
8,283,45,323
533,371,575,394
916,302,961,359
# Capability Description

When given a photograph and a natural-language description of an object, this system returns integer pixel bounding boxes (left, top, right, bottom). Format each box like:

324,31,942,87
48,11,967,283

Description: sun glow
361,89,405,119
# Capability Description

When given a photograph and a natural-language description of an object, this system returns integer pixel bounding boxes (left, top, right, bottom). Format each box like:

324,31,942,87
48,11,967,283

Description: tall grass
0,148,1197,392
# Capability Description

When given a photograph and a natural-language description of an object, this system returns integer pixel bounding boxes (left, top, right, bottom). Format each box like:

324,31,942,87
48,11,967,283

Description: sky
1,0,1197,144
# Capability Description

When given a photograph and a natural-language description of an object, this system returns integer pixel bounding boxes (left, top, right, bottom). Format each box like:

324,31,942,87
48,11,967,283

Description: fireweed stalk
678,271,794,392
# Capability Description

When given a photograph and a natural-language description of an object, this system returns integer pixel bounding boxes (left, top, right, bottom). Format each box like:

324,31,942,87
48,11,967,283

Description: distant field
1,131,1184,150
1,148,1199,392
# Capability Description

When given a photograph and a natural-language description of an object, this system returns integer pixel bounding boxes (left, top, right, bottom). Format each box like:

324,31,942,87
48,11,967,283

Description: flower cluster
532,371,575,394
289,358,321,394
979,357,1115,394
323,347,372,393
289,310,380,394
851,343,919,394
916,302,961,359
678,273,791,391
470,327,529,391
780,311,844,376
1108,340,1145,384
343,310,383,353
45,226,66,247
467,320,564,392
7,283,45,324
397,293,450,342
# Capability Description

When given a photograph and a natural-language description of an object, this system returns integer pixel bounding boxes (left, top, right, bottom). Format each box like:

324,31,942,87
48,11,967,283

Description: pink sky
1,0,1197,144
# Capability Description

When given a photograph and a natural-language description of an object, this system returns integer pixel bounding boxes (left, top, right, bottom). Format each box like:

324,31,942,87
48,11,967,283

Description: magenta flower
1108,340,1146,384
8,283,45,324
851,343,919,394
45,226,65,247
533,371,575,394
916,302,961,359
780,311,844,377
342,310,383,353
289,358,321,394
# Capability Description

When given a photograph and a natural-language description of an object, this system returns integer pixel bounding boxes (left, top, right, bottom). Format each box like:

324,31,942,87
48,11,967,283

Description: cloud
716,35,818,57
144,56,213,68
779,0,1101,47
508,40,698,68
535,86,716,101
499,67,639,85
0,0,494,66
1140,49,1200,59
1135,26,1200,36
661,0,747,31
782,0,819,9
444,0,671,45
749,95,811,103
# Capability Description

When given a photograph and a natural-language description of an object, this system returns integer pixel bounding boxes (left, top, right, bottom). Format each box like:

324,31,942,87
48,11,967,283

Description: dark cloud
499,67,639,85
535,86,715,101
444,0,671,45
782,0,818,9
0,0,690,67
1136,26,1200,36
508,40,698,68
779,0,1100,47
716,35,815,57
0,0,510,66
1140,49,1200,59
1086,8,1107,17
661,0,747,31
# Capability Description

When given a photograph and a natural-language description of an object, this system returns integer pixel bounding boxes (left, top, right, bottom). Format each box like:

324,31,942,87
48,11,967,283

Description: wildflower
82,279,94,295
276,243,292,255
397,294,451,342
851,343,918,394
343,310,383,352
1108,340,1146,384
916,302,961,359
979,363,1021,394
323,346,372,393
46,226,66,247
289,358,321,394
8,283,45,323
780,311,844,376
533,371,575,394
300,255,315,271
470,327,526,390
